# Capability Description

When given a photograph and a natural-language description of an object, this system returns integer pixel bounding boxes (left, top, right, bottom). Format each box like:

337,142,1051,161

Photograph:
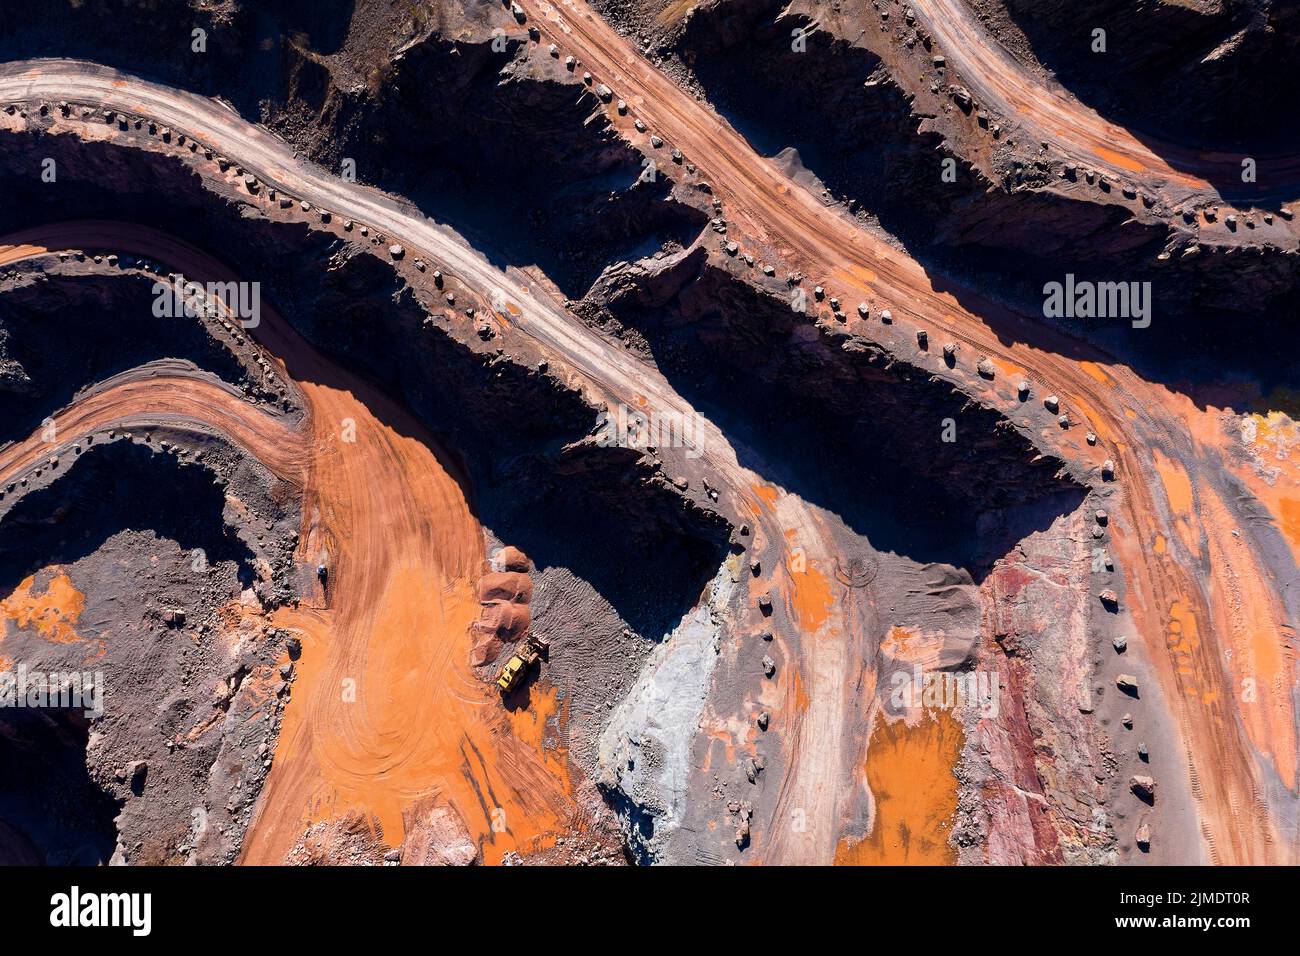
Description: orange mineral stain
1080,361,1116,388
1167,600,1199,654
1281,499,1300,553
1155,451,1194,516
1094,145,1145,173
0,571,86,645
787,561,833,634
836,710,962,865
750,482,779,512
786,669,810,716
881,625,920,657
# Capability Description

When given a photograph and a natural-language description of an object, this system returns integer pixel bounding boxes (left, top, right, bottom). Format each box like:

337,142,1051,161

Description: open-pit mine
0,0,1296,875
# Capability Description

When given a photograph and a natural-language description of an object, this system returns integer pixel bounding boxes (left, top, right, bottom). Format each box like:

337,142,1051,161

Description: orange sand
240,328,576,864
835,710,962,865
0,227,579,865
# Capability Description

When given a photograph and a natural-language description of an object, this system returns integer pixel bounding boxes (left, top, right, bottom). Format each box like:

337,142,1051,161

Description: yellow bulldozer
496,634,549,694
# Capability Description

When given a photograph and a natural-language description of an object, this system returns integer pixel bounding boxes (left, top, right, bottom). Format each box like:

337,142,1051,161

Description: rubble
1135,823,1151,850
1130,776,1157,802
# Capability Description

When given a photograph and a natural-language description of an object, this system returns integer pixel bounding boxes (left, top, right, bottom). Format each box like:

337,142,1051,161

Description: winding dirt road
3,13,1297,862
0,212,865,860
523,0,1299,863
0,50,911,857
914,0,1300,207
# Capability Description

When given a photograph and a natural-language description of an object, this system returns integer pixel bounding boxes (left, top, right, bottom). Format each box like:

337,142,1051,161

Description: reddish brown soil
523,0,1297,863
0,225,585,865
